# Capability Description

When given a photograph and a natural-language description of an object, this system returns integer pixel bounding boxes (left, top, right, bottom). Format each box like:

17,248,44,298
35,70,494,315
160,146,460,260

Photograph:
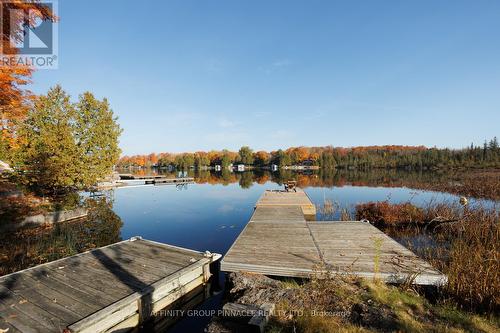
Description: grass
355,200,499,314
265,273,499,333
290,196,498,331
362,281,499,333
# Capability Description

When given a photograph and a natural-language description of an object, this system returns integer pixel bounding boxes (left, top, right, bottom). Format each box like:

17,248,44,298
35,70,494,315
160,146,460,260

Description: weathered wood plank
0,285,66,332
0,238,221,333
2,274,98,316
255,189,316,217
67,259,209,333
24,269,113,308
222,188,446,285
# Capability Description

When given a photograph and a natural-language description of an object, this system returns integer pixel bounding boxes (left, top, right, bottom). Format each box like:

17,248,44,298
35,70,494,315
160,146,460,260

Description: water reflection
2,169,496,277
119,168,480,191
112,170,491,255
0,197,122,276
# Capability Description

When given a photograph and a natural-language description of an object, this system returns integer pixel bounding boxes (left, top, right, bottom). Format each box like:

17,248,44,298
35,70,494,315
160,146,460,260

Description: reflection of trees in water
0,197,123,276
239,172,254,189
192,169,453,189
84,197,123,246
116,168,496,199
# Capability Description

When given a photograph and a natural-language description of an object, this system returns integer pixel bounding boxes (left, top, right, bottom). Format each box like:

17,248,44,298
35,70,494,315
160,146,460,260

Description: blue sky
31,0,500,155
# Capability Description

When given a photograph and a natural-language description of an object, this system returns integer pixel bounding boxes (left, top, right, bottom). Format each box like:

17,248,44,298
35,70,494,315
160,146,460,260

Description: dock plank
256,189,316,217
221,188,446,285
0,238,221,332
0,285,66,332
250,206,305,223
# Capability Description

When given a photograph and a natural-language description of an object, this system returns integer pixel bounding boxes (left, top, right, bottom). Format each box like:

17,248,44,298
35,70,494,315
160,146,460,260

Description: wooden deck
221,189,446,285
145,177,195,185
256,189,316,219
0,238,221,332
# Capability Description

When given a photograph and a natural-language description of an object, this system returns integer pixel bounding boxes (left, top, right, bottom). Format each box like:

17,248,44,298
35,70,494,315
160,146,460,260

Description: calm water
3,169,497,332
111,170,494,255
109,170,498,332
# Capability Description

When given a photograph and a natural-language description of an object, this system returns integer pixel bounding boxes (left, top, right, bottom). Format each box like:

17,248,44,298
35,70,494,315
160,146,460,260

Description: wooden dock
117,174,195,185
144,177,195,185
256,189,316,220
118,174,168,180
0,237,221,333
221,189,446,285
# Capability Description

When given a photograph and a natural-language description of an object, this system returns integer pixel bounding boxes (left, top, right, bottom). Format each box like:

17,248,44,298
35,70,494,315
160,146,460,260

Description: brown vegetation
356,201,499,313
412,170,500,201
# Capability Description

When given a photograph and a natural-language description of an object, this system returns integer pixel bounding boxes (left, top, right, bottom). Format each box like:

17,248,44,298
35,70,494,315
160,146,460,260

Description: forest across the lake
117,138,500,170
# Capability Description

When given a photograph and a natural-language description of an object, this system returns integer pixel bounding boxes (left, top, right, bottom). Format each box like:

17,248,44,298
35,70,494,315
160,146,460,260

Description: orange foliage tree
0,0,56,153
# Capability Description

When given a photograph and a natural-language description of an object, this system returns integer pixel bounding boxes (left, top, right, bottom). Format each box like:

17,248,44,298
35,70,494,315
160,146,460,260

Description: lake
2,169,497,332
111,169,494,256
103,169,497,332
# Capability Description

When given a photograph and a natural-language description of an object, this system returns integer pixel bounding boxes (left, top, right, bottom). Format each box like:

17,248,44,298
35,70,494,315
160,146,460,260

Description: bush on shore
355,201,499,313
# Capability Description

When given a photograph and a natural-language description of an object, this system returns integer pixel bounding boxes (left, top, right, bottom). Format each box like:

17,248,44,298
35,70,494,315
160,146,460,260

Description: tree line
118,138,500,171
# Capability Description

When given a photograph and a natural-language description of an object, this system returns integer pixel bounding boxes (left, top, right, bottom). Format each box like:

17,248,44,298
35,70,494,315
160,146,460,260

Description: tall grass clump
317,198,354,221
356,200,500,313
442,206,499,313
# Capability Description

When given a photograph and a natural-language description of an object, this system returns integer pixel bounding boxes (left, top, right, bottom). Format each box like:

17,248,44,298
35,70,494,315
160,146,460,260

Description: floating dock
118,174,168,180
221,189,446,285
144,177,195,185
117,174,195,185
0,238,221,332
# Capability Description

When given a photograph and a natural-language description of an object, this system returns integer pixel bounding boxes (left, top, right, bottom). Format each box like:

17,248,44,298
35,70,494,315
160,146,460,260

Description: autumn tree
115,140,500,171
254,151,270,166
146,153,158,167
174,153,195,170
1,0,56,158
14,86,121,194
194,151,210,168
